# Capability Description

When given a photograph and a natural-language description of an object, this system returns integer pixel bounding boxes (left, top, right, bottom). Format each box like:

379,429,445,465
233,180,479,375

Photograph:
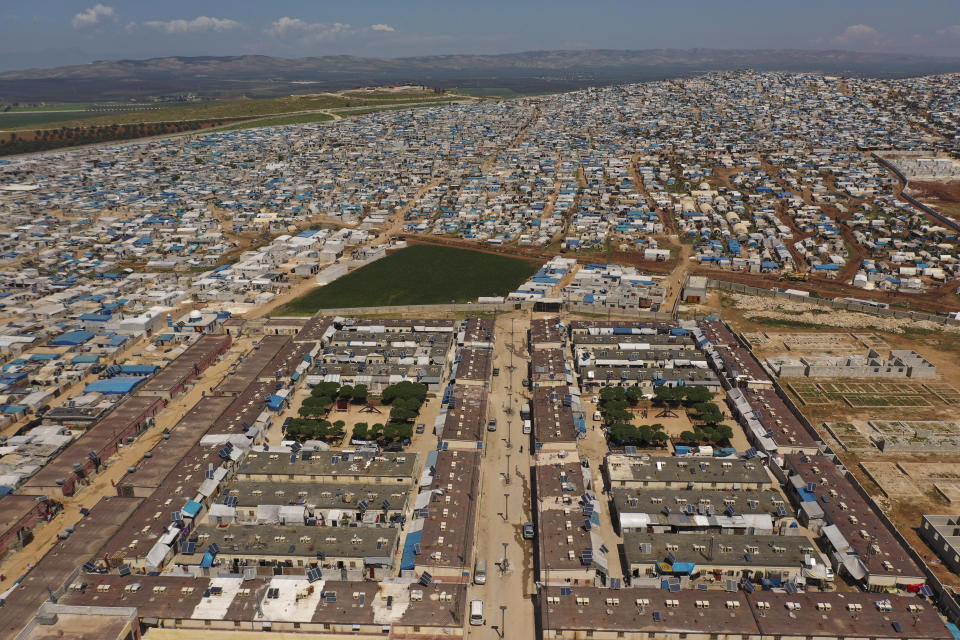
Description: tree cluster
0,118,230,157
351,421,414,444
608,422,668,447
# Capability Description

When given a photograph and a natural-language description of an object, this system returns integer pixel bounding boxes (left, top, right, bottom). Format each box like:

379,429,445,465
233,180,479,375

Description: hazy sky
2,0,960,70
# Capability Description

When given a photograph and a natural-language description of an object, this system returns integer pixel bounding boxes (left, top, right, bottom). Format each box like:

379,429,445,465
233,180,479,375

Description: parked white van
470,599,484,625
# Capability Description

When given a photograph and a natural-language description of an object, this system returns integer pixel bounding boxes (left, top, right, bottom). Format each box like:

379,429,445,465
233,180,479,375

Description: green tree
608,423,641,446
654,386,685,408
351,384,368,404
311,381,340,398
352,422,369,440
682,386,713,406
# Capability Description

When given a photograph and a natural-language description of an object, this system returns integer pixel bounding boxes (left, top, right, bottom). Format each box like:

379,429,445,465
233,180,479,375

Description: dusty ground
907,180,960,219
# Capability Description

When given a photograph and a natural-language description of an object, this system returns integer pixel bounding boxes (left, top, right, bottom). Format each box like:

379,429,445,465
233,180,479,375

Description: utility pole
500,605,507,639
505,453,511,483
503,493,510,520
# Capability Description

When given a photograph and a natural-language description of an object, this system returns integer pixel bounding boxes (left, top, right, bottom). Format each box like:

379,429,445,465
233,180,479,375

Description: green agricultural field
217,112,334,132
9,94,459,131
276,244,539,315
0,110,106,129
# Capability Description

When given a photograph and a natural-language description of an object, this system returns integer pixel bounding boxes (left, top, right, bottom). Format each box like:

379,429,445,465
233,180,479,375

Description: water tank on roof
189,310,203,321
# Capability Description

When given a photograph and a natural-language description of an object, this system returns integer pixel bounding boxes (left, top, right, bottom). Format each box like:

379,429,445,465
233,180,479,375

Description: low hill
2,48,958,101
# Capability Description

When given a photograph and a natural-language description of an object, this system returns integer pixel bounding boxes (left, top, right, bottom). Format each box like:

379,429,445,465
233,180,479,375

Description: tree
682,386,713,406
608,423,640,446
352,422,369,440
599,386,625,403
679,430,700,444
380,381,427,405
654,386,685,408
311,381,340,399
625,386,645,406
351,384,368,404
338,385,354,400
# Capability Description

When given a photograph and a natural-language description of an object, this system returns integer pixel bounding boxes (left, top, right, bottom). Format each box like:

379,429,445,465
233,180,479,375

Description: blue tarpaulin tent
84,377,147,395
400,531,422,570
50,330,95,346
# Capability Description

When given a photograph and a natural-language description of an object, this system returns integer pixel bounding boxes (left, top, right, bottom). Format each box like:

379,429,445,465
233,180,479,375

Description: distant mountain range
2,48,958,102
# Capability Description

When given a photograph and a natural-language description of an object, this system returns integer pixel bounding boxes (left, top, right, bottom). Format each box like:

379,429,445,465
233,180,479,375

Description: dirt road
467,312,536,639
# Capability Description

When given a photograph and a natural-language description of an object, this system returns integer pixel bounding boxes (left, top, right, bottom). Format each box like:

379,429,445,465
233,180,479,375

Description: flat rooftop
25,395,163,489
605,455,774,487
0,496,142,640
183,523,399,562
137,333,231,395
238,450,418,482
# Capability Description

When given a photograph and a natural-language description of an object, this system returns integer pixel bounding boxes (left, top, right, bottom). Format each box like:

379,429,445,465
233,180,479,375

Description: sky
1,0,960,71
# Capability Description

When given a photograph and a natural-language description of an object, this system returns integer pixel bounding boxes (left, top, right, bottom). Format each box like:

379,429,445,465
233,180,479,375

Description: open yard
275,244,540,314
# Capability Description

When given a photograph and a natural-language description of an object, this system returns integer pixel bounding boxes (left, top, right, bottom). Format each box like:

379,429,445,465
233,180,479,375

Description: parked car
281,417,292,432
487,418,497,432
522,522,535,539
416,423,426,434
492,367,500,377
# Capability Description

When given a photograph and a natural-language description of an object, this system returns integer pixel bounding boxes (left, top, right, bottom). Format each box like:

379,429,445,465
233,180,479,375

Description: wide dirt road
466,311,535,639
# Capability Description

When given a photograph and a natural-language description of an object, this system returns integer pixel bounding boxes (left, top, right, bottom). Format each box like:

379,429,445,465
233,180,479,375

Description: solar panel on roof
382,500,391,510
892,622,902,633
205,470,215,480
743,580,755,594
182,541,196,554
584,520,592,531
306,568,322,583
744,553,752,562
669,584,681,593
171,511,183,521
726,505,736,516
210,586,223,596
806,482,817,492
600,544,609,554
218,448,231,460
419,571,433,587
291,442,302,453
666,552,676,564
118,564,131,577
776,505,787,517
88,451,98,461
267,588,280,599
82,561,96,572
358,500,369,511
745,448,757,458
624,446,638,454
560,587,572,596
208,542,220,555
653,611,662,622
785,582,798,594
225,496,239,507
413,543,421,555
583,505,594,516
921,585,934,597
325,592,337,603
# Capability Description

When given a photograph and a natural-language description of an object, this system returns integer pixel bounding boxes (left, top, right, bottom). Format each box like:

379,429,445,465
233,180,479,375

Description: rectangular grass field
275,244,540,315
